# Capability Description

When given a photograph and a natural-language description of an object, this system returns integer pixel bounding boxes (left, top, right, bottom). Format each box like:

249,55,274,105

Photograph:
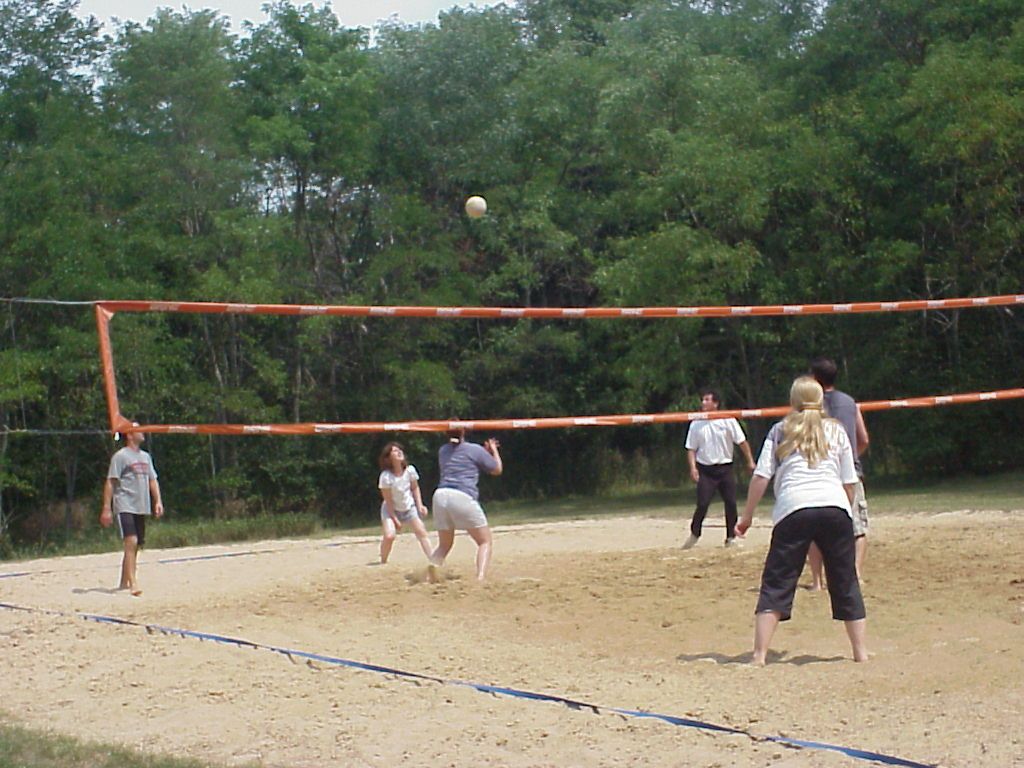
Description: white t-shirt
754,420,858,525
684,418,747,465
378,465,420,512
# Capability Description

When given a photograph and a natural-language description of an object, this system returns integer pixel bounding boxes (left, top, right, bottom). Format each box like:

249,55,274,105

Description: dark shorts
116,513,147,548
755,506,865,622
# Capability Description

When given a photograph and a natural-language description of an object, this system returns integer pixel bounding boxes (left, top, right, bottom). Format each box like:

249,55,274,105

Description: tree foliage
1,0,1021,548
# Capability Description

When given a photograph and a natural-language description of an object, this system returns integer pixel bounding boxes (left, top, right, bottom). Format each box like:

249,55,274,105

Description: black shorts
755,506,865,622
116,513,147,548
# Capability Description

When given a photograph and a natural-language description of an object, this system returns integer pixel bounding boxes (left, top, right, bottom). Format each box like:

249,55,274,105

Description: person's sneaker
682,534,699,550
724,537,742,548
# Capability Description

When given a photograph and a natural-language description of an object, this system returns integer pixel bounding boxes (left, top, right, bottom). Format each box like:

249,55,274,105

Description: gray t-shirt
437,441,498,501
823,389,862,477
107,447,158,516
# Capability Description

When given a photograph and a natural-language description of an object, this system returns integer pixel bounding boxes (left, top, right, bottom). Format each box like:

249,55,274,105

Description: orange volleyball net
94,296,1024,436
97,295,1023,320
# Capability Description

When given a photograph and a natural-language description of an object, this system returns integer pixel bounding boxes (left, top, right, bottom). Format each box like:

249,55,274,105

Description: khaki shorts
851,480,869,537
432,487,488,531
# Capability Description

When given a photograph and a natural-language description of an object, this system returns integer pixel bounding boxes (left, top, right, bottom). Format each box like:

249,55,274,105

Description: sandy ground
2,507,1023,768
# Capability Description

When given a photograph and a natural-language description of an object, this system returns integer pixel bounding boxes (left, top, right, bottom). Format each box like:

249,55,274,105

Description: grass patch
149,513,323,548
482,469,1024,525
865,470,1024,515
0,718,243,768
486,469,1023,525
4,471,1020,563
4,513,324,562
338,469,1023,533
485,488,683,526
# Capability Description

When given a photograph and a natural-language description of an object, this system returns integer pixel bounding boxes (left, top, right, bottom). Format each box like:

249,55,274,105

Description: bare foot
130,587,142,597
426,564,439,584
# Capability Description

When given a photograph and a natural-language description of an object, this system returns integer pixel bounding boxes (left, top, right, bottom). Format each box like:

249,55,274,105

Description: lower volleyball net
93,298,1024,436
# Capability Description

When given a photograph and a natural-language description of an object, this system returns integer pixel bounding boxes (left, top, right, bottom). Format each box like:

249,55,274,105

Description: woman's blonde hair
776,376,831,467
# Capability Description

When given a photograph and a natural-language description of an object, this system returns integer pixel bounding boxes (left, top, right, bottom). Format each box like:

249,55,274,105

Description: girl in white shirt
736,377,868,665
377,442,433,564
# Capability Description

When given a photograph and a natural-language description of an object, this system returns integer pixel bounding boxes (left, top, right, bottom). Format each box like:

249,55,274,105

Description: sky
74,0,502,34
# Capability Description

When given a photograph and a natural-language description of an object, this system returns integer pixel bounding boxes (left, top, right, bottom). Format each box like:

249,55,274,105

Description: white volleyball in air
464,195,487,219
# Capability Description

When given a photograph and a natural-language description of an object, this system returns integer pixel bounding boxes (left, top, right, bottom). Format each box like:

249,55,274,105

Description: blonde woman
736,377,867,665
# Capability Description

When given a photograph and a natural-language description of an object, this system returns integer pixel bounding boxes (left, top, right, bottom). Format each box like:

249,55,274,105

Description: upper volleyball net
93,294,1024,436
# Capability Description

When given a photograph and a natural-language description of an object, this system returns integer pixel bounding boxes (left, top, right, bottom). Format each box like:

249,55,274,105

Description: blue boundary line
0,601,935,768
157,548,284,564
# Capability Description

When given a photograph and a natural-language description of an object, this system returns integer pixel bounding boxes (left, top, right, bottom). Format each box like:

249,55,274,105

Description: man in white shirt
683,389,755,548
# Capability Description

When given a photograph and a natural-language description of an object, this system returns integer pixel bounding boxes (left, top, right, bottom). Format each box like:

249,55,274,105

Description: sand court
2,509,1022,767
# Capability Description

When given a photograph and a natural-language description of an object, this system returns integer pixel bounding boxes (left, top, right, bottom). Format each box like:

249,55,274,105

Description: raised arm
484,438,503,476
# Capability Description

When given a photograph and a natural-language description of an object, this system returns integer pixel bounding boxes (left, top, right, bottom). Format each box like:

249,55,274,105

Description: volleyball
465,195,487,218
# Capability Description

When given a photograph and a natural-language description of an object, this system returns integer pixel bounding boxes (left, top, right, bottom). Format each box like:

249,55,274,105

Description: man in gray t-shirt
810,357,871,584
100,423,163,596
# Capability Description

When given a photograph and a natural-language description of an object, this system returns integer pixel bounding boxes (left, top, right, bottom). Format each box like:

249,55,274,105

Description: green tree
238,1,375,295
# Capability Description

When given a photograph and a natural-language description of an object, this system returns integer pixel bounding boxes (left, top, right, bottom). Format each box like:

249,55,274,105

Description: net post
95,303,129,435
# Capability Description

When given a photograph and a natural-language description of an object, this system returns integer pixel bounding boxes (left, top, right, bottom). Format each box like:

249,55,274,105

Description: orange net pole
124,388,1024,435
94,305,131,434
96,294,1024,319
